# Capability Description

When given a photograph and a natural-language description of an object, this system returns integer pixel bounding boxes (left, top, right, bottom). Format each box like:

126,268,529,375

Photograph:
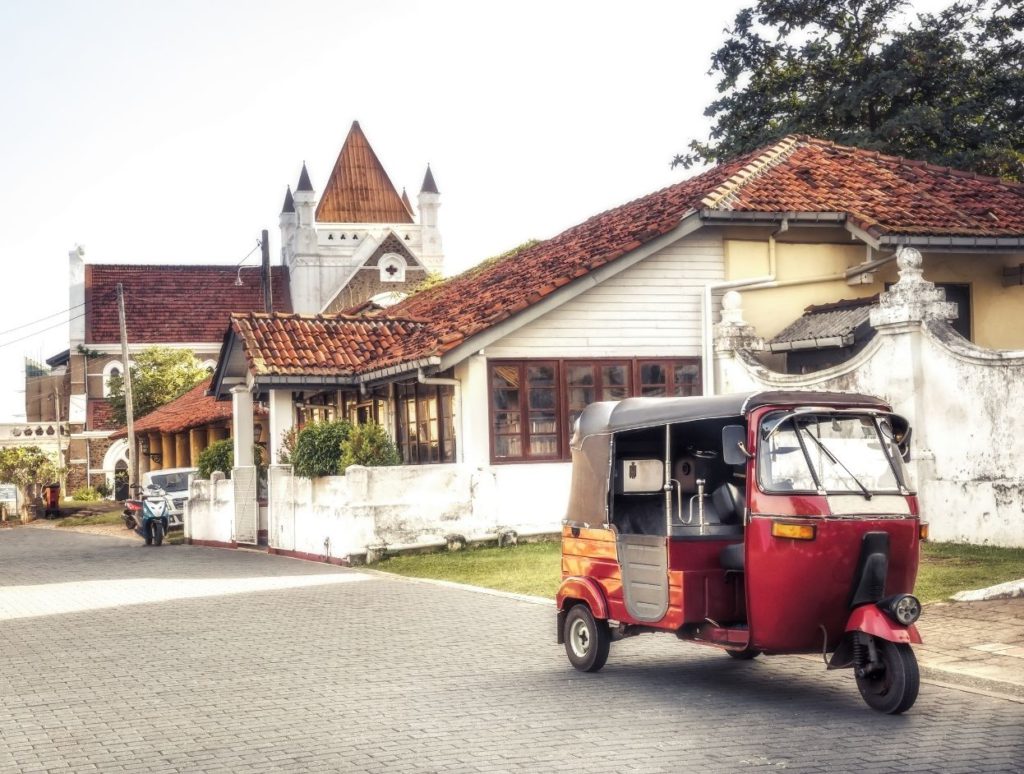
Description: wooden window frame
488,357,702,464
394,382,456,465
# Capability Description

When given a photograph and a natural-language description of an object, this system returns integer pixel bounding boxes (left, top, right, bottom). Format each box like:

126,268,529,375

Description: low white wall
719,320,1024,547
270,462,567,562
185,478,235,545
493,462,572,534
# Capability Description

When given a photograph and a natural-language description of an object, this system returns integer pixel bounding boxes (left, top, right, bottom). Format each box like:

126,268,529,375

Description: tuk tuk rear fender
828,605,921,669
556,577,609,644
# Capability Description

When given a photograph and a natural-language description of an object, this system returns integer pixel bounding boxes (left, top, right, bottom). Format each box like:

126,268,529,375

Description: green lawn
54,501,125,528
374,539,1024,603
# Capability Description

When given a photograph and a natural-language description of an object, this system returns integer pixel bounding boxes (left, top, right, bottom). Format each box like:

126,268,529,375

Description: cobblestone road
1,529,1022,773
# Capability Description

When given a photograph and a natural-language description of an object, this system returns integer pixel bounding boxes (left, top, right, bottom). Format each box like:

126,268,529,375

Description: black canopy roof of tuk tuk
575,390,891,439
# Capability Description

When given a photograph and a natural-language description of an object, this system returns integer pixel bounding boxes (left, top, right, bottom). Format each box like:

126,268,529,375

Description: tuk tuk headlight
880,594,921,626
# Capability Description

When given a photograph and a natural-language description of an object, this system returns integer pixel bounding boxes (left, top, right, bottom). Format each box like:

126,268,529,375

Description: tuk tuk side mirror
722,425,752,466
897,426,912,462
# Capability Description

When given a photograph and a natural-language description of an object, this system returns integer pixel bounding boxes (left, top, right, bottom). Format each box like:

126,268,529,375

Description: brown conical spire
314,121,413,224
401,187,414,218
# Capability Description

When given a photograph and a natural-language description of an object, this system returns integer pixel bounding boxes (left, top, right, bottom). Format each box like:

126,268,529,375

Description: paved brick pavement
1,528,1022,773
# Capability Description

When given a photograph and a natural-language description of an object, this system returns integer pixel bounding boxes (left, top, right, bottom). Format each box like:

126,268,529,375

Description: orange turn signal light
919,523,929,541
771,522,816,540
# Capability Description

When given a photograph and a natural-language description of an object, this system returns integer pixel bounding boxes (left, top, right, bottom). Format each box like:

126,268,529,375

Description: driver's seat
713,482,746,571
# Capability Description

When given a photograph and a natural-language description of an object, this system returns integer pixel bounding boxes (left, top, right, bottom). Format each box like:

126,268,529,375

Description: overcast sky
0,0,939,422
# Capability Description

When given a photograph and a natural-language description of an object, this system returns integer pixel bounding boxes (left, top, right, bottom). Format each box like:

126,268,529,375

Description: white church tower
280,121,444,314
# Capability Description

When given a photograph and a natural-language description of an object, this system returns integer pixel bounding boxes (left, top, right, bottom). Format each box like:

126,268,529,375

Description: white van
141,467,197,525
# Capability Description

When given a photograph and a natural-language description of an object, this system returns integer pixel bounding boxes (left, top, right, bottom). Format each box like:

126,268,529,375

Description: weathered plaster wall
716,274,1024,547
186,478,235,545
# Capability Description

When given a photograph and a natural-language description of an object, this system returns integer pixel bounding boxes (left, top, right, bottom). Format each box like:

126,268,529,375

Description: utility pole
117,284,137,493
53,385,65,496
261,229,273,313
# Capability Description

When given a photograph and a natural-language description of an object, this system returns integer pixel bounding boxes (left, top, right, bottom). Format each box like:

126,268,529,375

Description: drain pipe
701,224,901,395
701,219,786,396
418,369,463,463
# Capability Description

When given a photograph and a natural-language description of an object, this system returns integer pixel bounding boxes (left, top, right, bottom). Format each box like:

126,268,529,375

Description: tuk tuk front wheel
855,640,919,714
564,604,610,673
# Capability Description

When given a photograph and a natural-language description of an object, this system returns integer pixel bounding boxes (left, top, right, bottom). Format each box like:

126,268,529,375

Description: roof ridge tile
700,135,804,210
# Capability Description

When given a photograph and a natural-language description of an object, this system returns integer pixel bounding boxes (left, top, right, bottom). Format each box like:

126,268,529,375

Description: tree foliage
0,446,57,504
676,0,1024,180
107,347,207,426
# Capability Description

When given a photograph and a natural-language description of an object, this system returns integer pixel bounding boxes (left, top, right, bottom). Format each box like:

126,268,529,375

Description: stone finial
870,246,958,329
713,290,763,353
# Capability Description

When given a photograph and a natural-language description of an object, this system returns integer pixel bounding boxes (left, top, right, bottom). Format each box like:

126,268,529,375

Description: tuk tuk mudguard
556,577,609,644
828,606,922,669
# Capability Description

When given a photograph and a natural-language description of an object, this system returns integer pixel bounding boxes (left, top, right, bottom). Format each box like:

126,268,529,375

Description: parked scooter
127,486,171,546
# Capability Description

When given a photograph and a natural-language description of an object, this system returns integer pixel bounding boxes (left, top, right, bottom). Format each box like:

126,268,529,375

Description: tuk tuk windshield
758,412,904,495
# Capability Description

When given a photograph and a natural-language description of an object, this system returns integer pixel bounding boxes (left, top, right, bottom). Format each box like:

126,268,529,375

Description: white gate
268,464,295,552
233,466,258,544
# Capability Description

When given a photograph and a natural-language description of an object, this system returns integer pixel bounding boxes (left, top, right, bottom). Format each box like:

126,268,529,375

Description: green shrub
95,481,112,498
196,440,266,480
197,439,234,480
290,420,352,478
71,486,102,502
340,422,401,471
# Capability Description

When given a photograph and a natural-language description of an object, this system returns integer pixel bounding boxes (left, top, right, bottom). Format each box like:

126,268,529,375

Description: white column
455,354,490,466
268,389,295,465
230,385,254,467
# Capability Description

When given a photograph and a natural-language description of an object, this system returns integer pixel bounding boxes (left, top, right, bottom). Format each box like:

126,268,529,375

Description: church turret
279,186,297,264
417,165,443,272
294,163,316,228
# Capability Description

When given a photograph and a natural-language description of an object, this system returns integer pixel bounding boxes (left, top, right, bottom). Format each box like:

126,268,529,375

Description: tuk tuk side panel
667,540,747,626
561,525,623,618
744,514,920,653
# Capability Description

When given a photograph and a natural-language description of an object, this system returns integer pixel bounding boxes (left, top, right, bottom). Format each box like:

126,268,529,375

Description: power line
0,311,88,352
0,287,117,338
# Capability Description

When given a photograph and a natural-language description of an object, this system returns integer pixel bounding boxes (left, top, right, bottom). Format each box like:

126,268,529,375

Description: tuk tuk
557,390,925,714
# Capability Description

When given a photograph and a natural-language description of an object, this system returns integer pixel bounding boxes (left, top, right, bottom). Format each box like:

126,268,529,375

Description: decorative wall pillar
231,386,255,468
712,291,764,395
868,246,958,487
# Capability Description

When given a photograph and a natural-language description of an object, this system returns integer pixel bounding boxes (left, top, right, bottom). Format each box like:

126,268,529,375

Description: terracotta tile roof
110,377,263,438
374,146,767,353
225,136,1023,382
376,135,1023,365
86,265,292,344
314,121,414,224
229,313,435,377
769,295,879,350
703,135,1024,237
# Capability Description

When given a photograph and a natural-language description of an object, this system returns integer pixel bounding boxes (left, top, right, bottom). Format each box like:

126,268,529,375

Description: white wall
185,478,235,545
486,231,723,358
718,314,1024,547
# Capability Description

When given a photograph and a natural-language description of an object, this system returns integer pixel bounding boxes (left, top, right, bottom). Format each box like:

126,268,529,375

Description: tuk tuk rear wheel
726,646,761,660
855,640,919,714
564,604,610,673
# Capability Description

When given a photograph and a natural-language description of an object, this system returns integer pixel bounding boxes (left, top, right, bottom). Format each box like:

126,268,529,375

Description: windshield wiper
797,423,873,500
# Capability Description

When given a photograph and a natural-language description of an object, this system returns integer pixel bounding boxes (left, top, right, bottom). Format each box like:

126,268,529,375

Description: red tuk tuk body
557,391,925,714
